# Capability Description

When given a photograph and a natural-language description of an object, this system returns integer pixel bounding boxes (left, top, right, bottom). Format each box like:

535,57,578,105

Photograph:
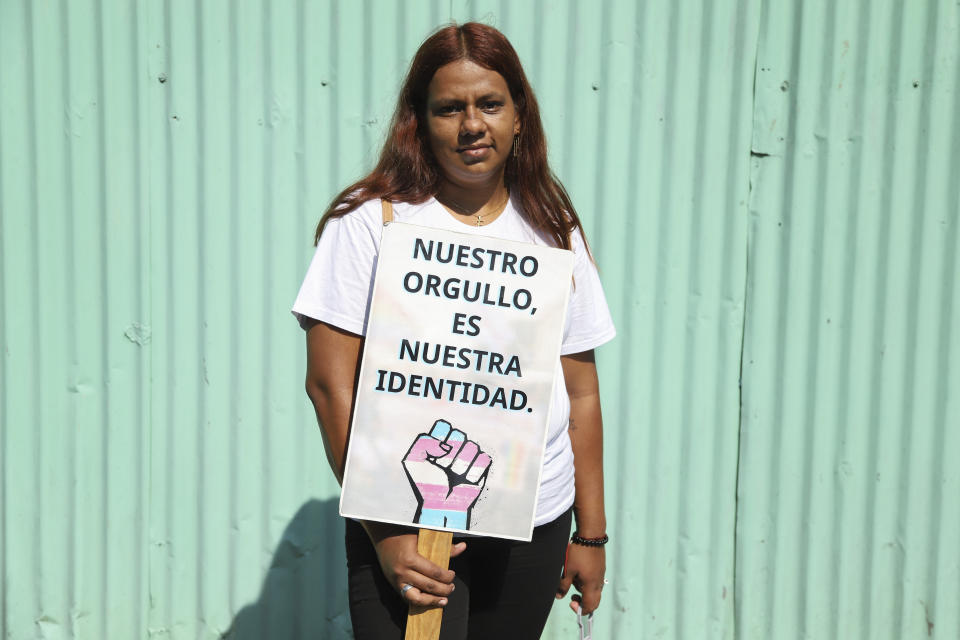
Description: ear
513,112,521,136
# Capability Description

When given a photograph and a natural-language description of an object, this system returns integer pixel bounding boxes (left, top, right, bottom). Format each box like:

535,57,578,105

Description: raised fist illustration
402,419,492,530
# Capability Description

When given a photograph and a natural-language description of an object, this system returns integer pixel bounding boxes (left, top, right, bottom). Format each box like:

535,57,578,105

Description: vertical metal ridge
133,0,151,629
528,1,542,83
23,0,45,632
587,2,612,263
361,0,374,155
796,0,837,634
193,0,208,629
719,4,755,636
885,0,919,628
645,3,681,629
0,48,7,638
92,0,111,634
131,0,149,629
143,7,166,637
603,16,636,630
675,3,711,636
259,5,274,632
603,1,647,634
740,0,793,633
395,0,408,65
737,34,772,640
654,0,682,475
892,1,940,636
862,2,905,637
328,0,339,208
227,0,242,618
776,1,806,631
584,8,635,633
765,1,804,634
160,0,177,630
294,0,308,509
58,0,80,634
801,6,843,630
926,9,960,631
831,2,873,637
557,0,576,184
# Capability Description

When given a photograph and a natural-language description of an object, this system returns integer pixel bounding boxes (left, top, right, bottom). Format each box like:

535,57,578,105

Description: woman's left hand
556,543,606,614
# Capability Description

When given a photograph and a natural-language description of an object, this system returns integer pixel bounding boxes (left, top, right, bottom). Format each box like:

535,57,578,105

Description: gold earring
512,135,519,158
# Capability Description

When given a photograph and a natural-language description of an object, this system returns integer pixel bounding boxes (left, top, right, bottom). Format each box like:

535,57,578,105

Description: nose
460,106,485,136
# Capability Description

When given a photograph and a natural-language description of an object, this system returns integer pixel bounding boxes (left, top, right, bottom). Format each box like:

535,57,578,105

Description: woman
293,22,615,639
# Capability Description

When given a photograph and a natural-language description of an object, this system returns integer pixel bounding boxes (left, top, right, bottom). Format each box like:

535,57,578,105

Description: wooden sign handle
404,528,453,640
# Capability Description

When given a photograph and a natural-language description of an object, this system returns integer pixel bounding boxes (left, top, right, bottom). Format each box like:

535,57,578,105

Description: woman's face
424,60,520,190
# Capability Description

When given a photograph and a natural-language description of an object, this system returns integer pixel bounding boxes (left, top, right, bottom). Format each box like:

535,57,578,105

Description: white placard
339,222,574,541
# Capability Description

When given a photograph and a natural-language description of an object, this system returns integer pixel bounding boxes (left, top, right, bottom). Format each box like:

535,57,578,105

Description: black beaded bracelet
571,532,609,547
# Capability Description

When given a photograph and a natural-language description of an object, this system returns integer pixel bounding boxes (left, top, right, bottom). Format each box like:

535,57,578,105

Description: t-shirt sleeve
291,205,380,335
560,228,617,355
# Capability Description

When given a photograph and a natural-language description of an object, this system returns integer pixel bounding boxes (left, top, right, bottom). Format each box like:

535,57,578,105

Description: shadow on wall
222,498,354,640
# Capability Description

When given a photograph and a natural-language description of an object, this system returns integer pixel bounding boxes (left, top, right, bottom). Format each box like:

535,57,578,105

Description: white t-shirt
292,197,616,526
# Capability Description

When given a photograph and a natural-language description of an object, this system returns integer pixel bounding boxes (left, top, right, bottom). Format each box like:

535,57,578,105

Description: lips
457,144,492,159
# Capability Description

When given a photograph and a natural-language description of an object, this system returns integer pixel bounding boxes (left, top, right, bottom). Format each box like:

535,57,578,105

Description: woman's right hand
364,522,467,607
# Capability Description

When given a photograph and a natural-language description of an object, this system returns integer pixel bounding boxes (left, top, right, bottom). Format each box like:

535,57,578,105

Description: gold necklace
442,190,509,227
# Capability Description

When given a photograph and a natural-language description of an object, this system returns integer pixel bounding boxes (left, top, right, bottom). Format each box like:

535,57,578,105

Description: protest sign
339,221,574,541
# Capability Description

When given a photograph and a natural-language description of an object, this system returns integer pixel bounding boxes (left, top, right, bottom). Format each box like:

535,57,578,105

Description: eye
481,101,503,113
434,104,461,116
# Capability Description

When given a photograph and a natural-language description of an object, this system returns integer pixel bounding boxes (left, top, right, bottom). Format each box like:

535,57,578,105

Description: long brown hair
314,22,585,251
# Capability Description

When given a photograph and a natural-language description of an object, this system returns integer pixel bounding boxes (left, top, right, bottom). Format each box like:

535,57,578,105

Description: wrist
572,514,606,539
572,526,607,539
572,501,605,527
570,531,609,547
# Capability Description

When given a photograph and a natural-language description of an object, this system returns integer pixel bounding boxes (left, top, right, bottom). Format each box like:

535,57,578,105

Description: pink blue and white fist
402,419,492,530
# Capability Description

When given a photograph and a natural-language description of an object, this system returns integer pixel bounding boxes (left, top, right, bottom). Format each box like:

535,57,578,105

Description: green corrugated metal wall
1,1,956,638
739,1,960,638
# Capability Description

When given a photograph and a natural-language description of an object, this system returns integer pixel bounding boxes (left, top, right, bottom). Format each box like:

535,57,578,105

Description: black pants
345,509,572,639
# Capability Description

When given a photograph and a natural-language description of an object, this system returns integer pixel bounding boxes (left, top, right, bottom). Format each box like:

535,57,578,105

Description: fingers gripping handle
404,529,453,640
